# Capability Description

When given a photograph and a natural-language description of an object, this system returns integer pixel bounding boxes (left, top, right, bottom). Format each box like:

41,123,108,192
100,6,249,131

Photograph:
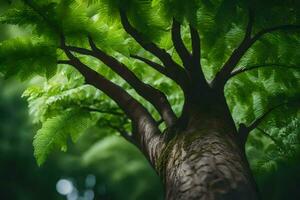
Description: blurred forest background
0,78,163,200
0,1,300,200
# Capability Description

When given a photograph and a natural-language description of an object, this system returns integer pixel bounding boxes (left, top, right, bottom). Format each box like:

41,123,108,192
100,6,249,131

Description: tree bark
153,105,259,200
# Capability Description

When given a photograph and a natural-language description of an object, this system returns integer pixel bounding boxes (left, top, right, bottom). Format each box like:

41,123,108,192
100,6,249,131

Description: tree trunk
154,104,259,200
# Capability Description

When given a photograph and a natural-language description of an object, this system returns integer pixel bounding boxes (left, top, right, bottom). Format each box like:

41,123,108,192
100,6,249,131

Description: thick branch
60,47,165,161
24,0,165,165
119,10,189,89
171,19,208,90
61,48,141,122
212,6,300,90
228,63,299,80
190,24,201,68
189,24,209,89
212,9,255,89
171,19,191,68
67,39,177,127
89,37,177,126
24,0,160,126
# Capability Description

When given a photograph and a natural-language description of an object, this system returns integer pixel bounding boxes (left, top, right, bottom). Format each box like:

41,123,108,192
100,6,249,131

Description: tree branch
190,24,201,67
257,127,285,151
23,0,165,165
171,19,191,68
157,118,164,126
212,6,300,90
61,37,161,133
171,19,209,91
212,9,255,90
238,103,285,146
57,60,71,65
105,121,138,146
118,130,138,146
81,106,124,116
89,37,177,127
97,116,138,146
61,45,165,160
252,25,300,43
119,9,189,90
228,63,299,80
61,46,141,122
130,54,168,75
189,24,209,89
66,38,177,127
248,106,281,132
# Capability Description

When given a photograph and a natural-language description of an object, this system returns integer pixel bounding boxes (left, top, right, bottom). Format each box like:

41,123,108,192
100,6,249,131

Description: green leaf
0,38,57,80
33,109,94,166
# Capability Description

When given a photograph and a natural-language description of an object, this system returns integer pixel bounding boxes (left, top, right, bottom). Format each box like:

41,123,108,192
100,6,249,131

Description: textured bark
154,105,259,200
160,131,257,200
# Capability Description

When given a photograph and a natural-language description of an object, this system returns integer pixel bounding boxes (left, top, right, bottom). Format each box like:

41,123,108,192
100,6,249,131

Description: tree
0,0,299,199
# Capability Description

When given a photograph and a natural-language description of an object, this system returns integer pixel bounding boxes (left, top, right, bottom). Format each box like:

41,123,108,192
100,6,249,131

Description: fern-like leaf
33,109,94,165
0,38,57,80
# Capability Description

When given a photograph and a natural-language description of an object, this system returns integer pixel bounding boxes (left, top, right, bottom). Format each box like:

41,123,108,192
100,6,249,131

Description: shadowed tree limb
130,54,168,76
238,103,286,146
57,60,71,65
227,63,300,81
81,106,124,116
189,24,209,90
171,19,208,90
257,127,285,152
252,25,300,43
257,128,277,145
212,8,255,90
68,96,139,147
88,37,177,127
103,120,138,147
119,9,189,90
190,25,201,67
23,0,173,127
24,0,167,165
212,7,300,90
82,106,136,145
59,38,166,163
171,19,191,69
60,41,147,124
65,38,177,127
118,129,137,146
59,48,165,163
157,118,164,126
116,129,138,147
